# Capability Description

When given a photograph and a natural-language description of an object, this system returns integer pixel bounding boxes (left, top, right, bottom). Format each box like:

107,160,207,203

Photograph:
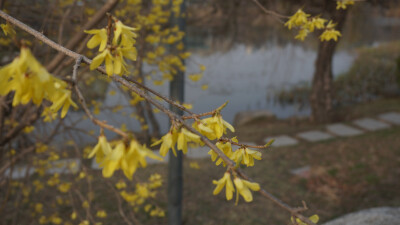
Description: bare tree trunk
310,6,348,123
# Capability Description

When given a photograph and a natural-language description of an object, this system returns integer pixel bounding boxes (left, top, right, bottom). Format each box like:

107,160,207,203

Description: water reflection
145,43,354,132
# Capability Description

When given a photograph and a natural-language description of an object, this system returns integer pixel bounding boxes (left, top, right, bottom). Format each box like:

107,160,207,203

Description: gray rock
353,118,390,131
290,166,311,178
378,112,400,125
326,123,363,137
234,110,276,126
297,130,334,142
323,207,400,225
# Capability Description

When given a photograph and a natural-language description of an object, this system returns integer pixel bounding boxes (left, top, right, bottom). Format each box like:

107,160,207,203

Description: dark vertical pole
168,1,186,225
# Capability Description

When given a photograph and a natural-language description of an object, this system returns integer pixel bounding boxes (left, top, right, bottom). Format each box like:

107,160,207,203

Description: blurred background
0,0,400,225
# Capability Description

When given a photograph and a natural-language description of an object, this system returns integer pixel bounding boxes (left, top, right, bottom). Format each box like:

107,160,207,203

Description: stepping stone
265,135,298,147
326,123,364,137
290,166,311,179
353,117,390,131
378,112,400,125
297,130,333,142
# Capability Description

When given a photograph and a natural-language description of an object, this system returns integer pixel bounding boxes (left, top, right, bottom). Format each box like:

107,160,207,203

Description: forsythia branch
0,10,316,225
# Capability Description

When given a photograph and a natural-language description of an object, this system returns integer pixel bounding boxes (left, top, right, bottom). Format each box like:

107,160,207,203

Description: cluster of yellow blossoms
336,0,355,10
285,9,341,42
117,174,165,217
291,214,320,225
151,107,265,204
285,1,355,42
86,18,138,76
152,126,201,157
88,135,163,178
113,0,207,88
213,172,260,204
209,138,262,167
0,46,77,118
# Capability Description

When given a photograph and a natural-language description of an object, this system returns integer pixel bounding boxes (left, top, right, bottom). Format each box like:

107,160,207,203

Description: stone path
269,112,399,147
6,112,400,179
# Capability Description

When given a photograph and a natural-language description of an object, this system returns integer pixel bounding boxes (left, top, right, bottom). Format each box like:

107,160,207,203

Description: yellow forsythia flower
23,126,35,134
199,64,206,71
285,9,310,29
115,180,127,189
0,47,77,118
208,141,233,167
96,210,107,218
336,0,354,10
79,220,89,225
35,203,43,213
193,114,235,140
152,127,179,157
230,147,262,167
50,216,62,224
88,135,112,164
295,28,309,41
320,29,341,41
1,23,16,36
85,28,108,51
71,211,77,220
58,183,72,193
213,172,235,200
177,128,202,154
291,214,319,225
86,18,138,76
93,139,163,179
306,17,327,32
233,177,260,203
320,21,341,41
188,73,202,82
189,162,200,169
113,20,138,46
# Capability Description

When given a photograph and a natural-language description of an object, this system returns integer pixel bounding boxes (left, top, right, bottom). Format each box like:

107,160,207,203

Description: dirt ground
5,98,400,225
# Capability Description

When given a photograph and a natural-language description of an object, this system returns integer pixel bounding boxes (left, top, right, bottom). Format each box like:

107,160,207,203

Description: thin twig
123,75,194,115
105,181,141,225
251,0,288,24
219,137,269,149
74,189,96,224
71,56,129,139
